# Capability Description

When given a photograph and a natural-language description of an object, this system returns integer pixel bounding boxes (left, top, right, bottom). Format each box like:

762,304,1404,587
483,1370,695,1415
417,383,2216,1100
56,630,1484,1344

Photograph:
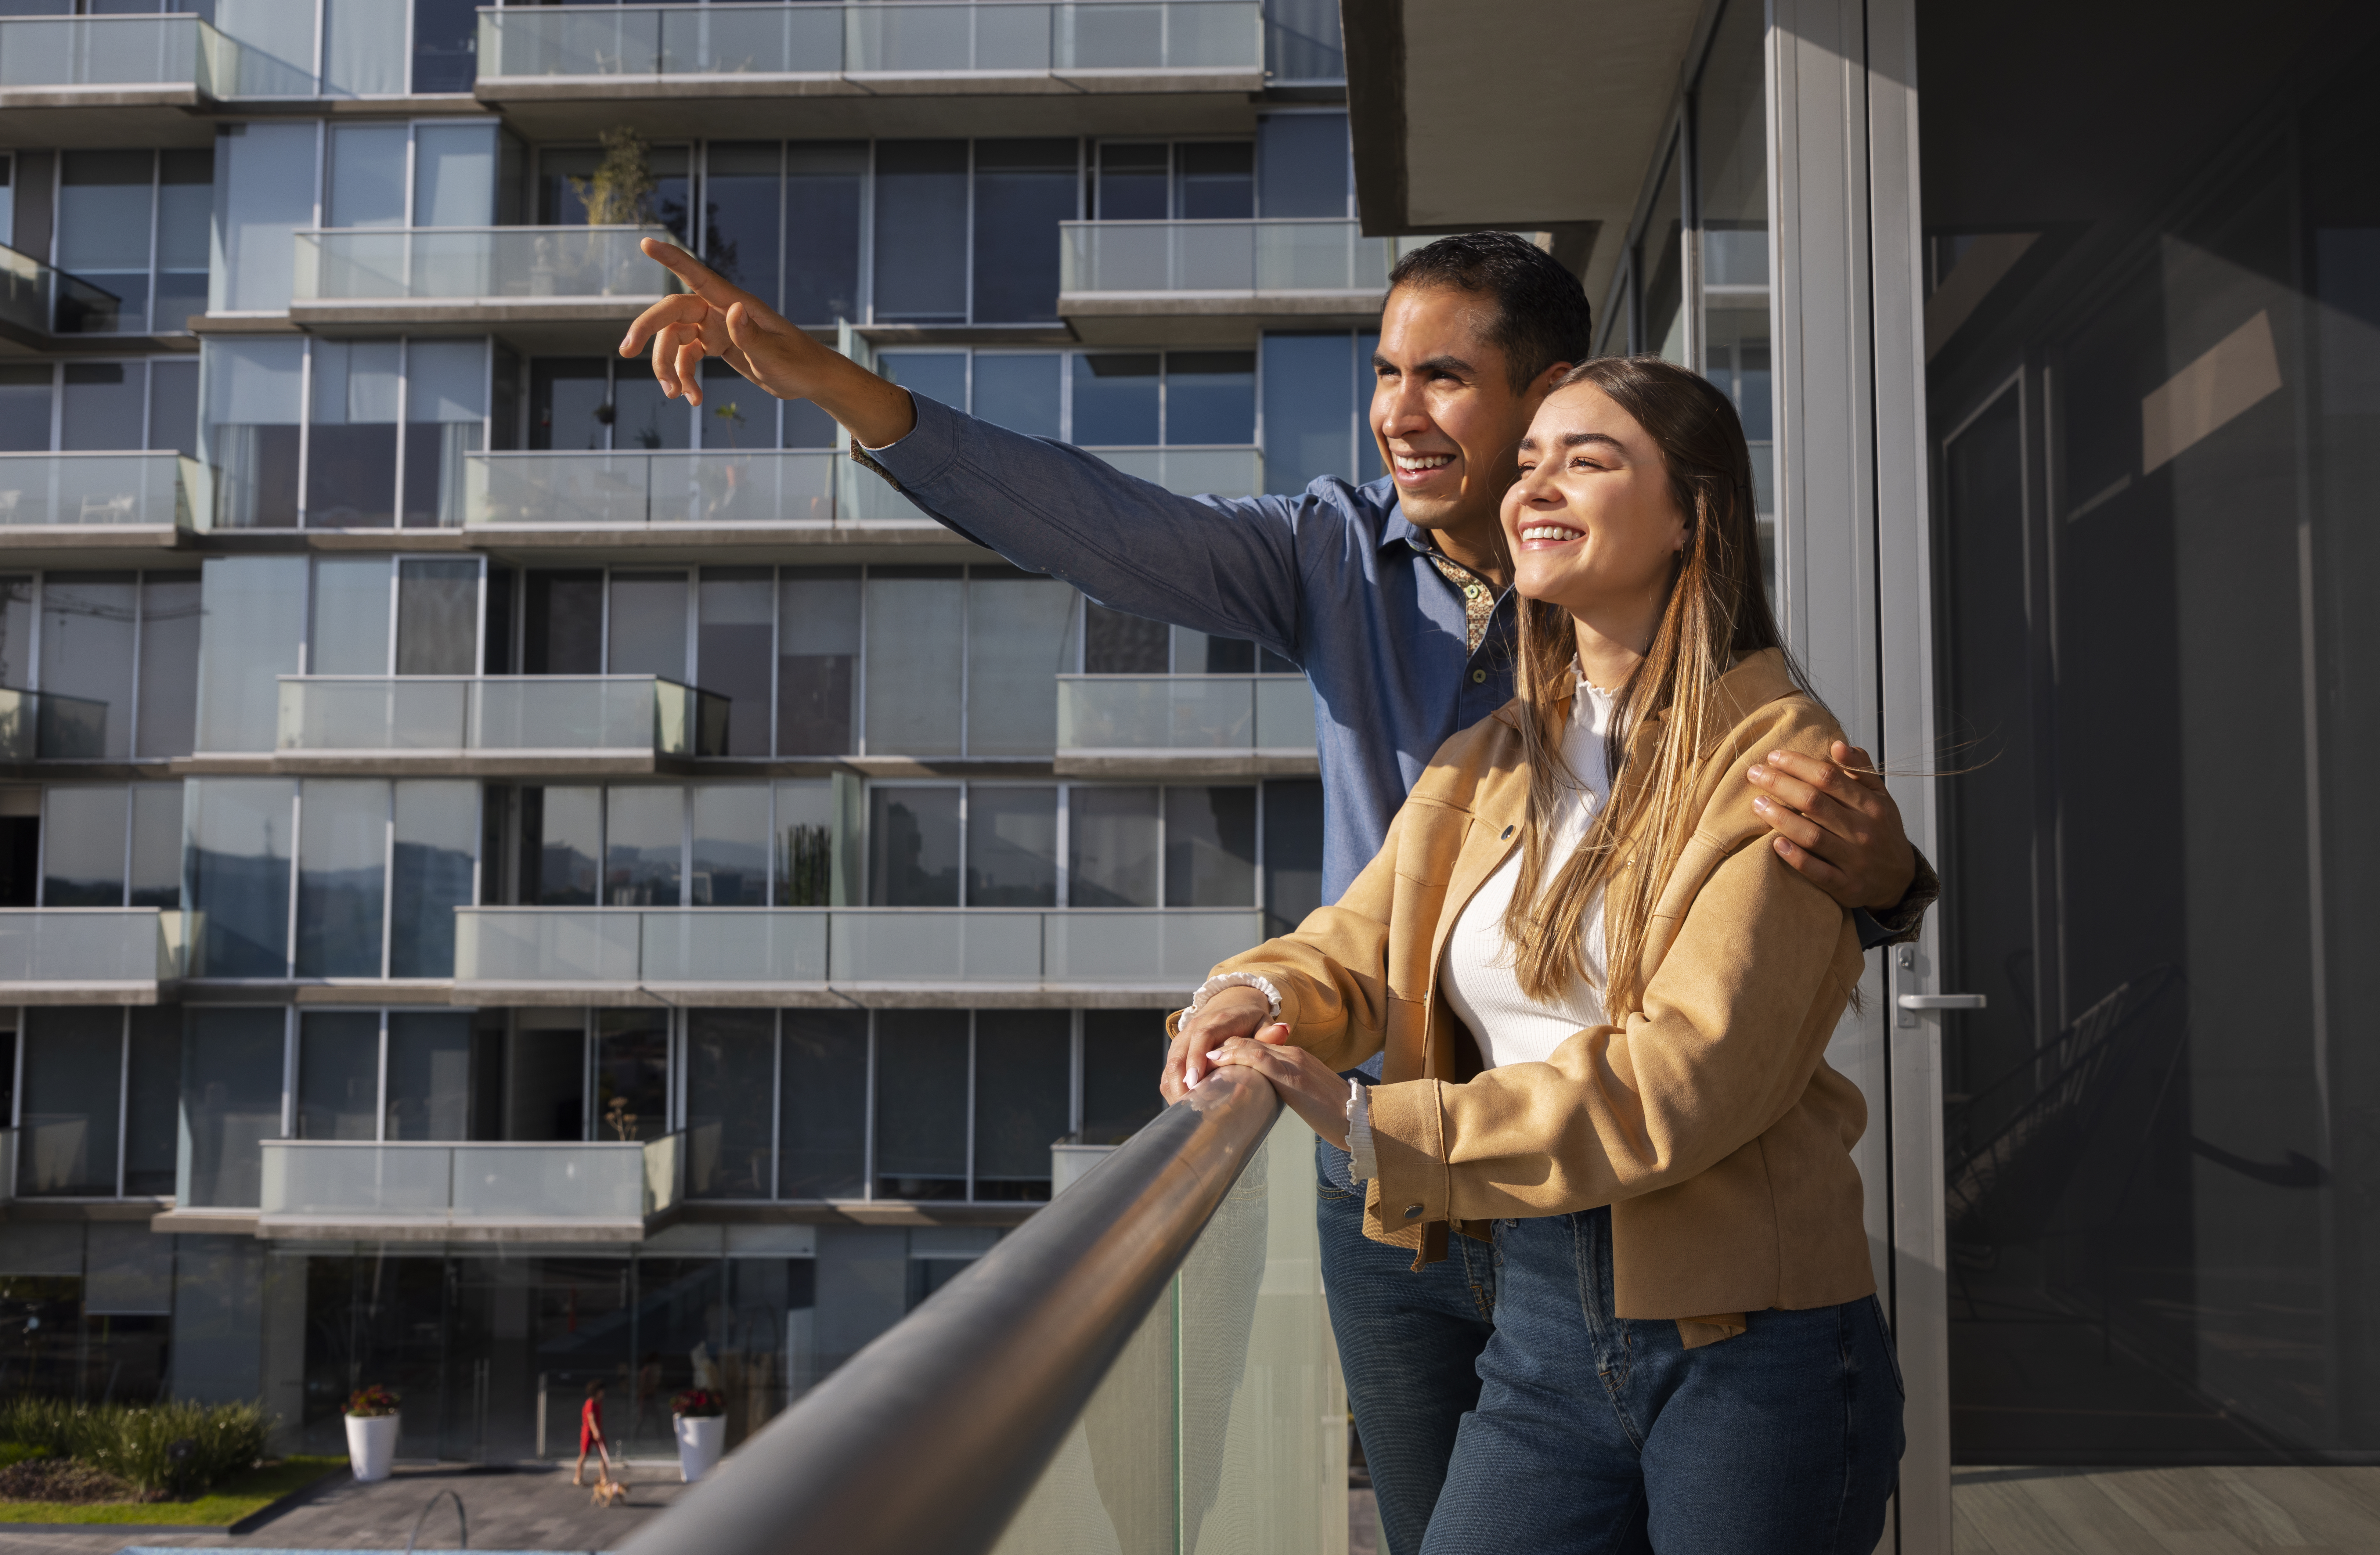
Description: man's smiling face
1369,283,1547,541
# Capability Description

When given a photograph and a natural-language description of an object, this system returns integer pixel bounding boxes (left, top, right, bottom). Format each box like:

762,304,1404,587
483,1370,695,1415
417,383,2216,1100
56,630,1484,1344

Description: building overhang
1342,0,1704,304
1058,290,1387,345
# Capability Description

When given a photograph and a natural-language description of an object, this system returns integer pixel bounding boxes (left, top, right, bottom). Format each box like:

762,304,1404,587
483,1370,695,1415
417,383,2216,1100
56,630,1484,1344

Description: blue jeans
1423,1209,1904,1555
1318,1134,1496,1555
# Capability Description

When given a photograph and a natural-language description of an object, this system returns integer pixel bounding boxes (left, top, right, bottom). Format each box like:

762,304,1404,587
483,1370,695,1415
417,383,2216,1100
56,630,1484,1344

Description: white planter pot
345,1413,398,1483
674,1413,725,1483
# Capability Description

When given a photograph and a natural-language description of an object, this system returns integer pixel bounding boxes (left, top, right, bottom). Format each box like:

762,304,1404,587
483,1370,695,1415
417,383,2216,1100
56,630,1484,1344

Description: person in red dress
574,1379,612,1488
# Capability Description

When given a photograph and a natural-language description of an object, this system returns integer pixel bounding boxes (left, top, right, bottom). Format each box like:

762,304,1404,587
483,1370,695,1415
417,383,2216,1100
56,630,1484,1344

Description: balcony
466,448,913,535
451,906,1264,1003
1059,218,1430,339
0,15,234,123
256,1134,686,1242
475,2,1266,135
289,226,680,329
607,1064,1339,1555
1084,445,1263,498
1055,673,1316,776
0,908,189,1003
0,243,140,353
271,675,730,773
0,451,208,538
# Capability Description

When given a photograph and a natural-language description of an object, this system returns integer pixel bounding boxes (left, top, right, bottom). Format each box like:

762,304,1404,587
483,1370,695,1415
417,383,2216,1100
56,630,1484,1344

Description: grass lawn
0,1456,348,1526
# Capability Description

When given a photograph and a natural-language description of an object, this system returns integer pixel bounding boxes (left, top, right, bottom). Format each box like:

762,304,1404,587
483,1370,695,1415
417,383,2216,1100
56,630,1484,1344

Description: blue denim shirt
870,392,1521,908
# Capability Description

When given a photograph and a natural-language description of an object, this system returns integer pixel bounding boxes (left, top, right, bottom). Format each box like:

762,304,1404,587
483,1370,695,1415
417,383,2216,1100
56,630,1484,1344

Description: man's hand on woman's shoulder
1745,740,1919,912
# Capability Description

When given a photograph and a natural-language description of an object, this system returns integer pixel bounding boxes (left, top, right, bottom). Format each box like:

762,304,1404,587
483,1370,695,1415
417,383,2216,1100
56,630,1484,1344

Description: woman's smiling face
1502,381,1689,622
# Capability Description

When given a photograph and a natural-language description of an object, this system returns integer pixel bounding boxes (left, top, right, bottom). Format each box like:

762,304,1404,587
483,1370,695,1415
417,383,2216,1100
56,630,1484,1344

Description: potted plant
344,1385,400,1483
671,1388,726,1483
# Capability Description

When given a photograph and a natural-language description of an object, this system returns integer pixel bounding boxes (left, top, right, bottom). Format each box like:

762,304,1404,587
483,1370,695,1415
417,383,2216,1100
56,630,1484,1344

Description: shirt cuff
1859,847,1941,949
860,387,962,492
1344,1080,1377,1180
1188,972,1282,1024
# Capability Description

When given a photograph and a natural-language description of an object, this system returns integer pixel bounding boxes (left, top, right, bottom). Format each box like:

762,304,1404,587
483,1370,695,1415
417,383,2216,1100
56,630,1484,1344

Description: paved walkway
0,1461,689,1555
1954,1465,2380,1553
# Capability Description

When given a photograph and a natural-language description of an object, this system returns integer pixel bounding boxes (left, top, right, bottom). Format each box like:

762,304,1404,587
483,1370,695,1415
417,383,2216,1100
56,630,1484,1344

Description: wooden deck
1954,1465,2380,1553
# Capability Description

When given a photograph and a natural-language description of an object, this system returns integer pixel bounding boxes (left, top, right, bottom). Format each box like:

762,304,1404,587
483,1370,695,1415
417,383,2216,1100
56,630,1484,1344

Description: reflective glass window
1083,602,1168,675
1165,351,1257,444
196,555,307,751
595,1009,669,1141
972,139,1076,324
972,354,1063,440
135,574,200,758
36,571,134,759
122,1006,179,1196
777,568,859,756
56,150,153,334
973,1009,1070,1200
215,123,315,312
412,123,496,225
1069,786,1159,907
20,1007,122,1196
608,571,689,682
604,784,683,907
1096,142,1168,219
1176,141,1254,218
522,569,604,675
966,785,1057,906
323,0,406,95
155,151,211,334
295,778,387,978
1081,1009,1167,1145
697,567,773,758
774,779,837,906
704,142,783,311
395,559,479,676
311,555,392,676
411,0,480,94
1071,354,1160,445
878,351,967,413
59,362,142,451
1256,113,1347,217
307,339,401,527
781,1008,866,1198
965,567,1073,755
200,338,304,528
867,785,959,906
526,785,600,905
1164,786,1256,906
298,1010,380,1141
147,358,200,459
691,784,769,907
873,141,969,324
687,1009,775,1200
181,1007,287,1209
402,340,488,529
391,779,477,977
127,782,182,908
529,359,609,451
386,1011,474,1141
0,364,51,452
1261,778,1324,935
862,567,962,754
326,123,408,229
1261,332,1358,489
784,142,865,325
41,786,125,906
186,777,294,976
874,1010,968,1200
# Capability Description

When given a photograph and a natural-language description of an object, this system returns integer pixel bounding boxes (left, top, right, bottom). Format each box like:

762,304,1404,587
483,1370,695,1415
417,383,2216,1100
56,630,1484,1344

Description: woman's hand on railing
1202,1027,1350,1149
1162,984,1270,1102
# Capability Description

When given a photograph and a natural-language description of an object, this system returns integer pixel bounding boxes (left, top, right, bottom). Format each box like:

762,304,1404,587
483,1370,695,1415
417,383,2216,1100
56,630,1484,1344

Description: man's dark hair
1387,232,1594,392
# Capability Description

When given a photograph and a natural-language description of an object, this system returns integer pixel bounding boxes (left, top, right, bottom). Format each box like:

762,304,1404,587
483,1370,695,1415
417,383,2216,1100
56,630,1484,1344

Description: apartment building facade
0,0,1370,1464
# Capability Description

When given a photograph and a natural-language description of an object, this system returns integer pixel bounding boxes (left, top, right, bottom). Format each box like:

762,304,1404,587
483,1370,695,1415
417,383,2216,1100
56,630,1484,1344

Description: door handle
1896,993,1986,1010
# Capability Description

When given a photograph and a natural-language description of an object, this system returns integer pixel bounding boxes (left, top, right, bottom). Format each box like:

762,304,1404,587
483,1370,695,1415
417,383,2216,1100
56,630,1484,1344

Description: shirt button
1470,669,1487,684
1404,1203,1426,1219
1464,584,1482,599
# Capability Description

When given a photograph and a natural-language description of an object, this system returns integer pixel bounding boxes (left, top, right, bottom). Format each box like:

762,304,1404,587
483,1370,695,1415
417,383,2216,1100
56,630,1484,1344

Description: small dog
590,1475,630,1508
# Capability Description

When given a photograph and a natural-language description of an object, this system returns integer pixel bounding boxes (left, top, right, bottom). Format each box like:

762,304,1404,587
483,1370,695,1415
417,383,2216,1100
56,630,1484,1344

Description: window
873,141,968,323
196,555,307,753
412,0,481,94
783,142,865,325
972,139,1078,323
686,1008,776,1199
878,347,1257,448
777,568,859,756
538,142,689,239
873,1009,968,1200
527,355,687,452
1263,329,1382,490
781,1008,867,1198
505,782,829,909
52,149,211,336
972,1010,1070,1199
1081,1008,1170,1144
181,1006,287,1209
214,123,315,313
1257,112,1350,217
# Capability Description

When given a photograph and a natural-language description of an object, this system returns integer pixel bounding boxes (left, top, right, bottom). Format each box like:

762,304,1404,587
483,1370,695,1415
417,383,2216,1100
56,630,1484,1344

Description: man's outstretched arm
619,239,1315,658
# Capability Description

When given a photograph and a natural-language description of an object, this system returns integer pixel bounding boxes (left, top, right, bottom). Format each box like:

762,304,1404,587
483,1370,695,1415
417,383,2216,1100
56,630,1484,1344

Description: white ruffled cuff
1187,972,1282,1024
1345,1080,1377,1180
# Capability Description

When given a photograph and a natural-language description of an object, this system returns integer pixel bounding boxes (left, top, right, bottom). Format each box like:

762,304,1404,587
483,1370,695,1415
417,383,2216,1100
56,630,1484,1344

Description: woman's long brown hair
1500,355,1811,1009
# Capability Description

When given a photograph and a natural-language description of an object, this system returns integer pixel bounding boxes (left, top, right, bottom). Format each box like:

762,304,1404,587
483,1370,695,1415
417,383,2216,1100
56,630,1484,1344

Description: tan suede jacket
1180,648,1874,1330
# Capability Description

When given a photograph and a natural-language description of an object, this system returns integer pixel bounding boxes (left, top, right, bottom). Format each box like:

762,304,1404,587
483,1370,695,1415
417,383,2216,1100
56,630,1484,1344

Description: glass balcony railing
1057,673,1316,754
291,227,682,306
1061,218,1432,295
0,242,128,340
610,1064,1340,1555
478,1,1264,81
0,451,208,530
0,14,236,93
0,908,188,987
0,685,116,761
453,906,1263,988
467,449,842,527
257,1134,685,1235
1085,445,1264,498
274,675,730,758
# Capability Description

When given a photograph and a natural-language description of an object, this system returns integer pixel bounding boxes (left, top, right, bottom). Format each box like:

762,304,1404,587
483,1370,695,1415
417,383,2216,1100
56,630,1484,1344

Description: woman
1167,356,1902,1553
574,1378,611,1489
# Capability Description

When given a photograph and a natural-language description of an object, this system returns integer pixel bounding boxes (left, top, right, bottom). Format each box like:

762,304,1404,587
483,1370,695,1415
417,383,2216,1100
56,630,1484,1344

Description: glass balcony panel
1042,907,1263,982
469,676,657,751
642,1131,685,1215
1253,675,1317,749
640,909,828,982
470,452,652,526
277,678,469,752
1063,221,1390,295
0,16,205,89
977,3,1055,70
1175,220,1257,290
641,450,839,526
259,1143,451,1216
827,909,1044,981
1256,220,1358,290
990,1110,1341,1552
659,5,841,73
453,908,640,983
450,1142,652,1220
1163,0,1260,67
1055,676,1253,750
295,229,674,304
0,909,173,983
0,689,27,763
847,3,964,71
483,7,661,76
0,452,190,528
1057,3,1157,69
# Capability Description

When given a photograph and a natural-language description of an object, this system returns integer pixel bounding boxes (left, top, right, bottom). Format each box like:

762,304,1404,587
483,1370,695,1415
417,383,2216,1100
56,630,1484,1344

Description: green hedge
0,1398,272,1500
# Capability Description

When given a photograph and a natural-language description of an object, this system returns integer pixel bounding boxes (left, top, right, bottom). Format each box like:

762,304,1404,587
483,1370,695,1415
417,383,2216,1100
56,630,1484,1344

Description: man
622,231,1932,1554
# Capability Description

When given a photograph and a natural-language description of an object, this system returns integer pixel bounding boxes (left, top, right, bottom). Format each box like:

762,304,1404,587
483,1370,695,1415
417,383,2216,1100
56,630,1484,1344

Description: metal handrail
614,1063,1280,1555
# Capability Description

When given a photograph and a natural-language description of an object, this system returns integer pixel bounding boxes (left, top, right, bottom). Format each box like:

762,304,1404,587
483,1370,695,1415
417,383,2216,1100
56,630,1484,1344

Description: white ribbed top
1441,682,1616,1069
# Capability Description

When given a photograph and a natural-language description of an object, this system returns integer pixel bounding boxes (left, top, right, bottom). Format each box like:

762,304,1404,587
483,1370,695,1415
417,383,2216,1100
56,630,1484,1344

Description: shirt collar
1381,507,1430,556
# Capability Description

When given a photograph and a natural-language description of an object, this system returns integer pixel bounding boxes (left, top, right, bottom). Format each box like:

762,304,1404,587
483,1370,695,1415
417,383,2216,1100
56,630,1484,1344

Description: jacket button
1470,668,1487,684
1404,1203,1425,1219
1501,825,1514,840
